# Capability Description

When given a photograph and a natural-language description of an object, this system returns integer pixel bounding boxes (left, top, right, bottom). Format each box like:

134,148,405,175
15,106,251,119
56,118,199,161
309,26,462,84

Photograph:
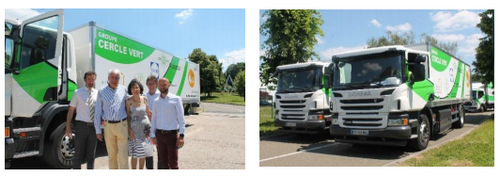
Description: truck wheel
409,114,430,151
481,104,486,112
453,105,465,128
44,122,74,168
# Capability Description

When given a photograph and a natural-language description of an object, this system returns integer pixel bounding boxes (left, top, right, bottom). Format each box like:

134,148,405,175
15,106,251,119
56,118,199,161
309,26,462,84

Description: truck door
10,9,64,117
5,23,15,116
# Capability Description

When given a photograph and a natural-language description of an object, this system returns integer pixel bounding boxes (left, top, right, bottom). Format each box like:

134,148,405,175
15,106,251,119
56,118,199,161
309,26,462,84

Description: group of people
66,69,186,169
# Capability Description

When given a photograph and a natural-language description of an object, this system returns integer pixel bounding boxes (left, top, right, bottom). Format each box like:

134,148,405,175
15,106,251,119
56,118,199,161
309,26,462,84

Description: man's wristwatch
179,134,184,138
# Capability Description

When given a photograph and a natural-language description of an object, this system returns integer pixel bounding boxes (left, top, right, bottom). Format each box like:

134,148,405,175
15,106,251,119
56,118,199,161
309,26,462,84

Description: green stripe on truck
164,56,180,82
12,62,58,103
176,61,189,96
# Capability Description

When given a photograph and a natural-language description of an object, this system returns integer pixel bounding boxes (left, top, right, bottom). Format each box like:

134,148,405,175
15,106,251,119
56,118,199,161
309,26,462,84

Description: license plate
285,122,296,127
351,130,369,136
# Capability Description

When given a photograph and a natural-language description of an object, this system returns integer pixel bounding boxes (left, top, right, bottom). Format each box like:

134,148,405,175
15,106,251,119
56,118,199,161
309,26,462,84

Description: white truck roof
332,45,406,58
276,61,330,70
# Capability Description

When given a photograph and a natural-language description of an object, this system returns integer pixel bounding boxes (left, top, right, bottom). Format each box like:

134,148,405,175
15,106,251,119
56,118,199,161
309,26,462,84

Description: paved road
9,110,245,169
260,111,493,167
201,102,245,114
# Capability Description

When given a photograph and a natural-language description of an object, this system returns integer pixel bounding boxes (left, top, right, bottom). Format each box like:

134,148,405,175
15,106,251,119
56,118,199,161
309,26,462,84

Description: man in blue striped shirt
94,69,129,169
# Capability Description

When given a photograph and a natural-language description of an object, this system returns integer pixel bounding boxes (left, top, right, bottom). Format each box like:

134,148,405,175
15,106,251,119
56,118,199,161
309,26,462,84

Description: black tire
43,122,74,168
453,105,465,128
481,104,486,112
409,114,430,151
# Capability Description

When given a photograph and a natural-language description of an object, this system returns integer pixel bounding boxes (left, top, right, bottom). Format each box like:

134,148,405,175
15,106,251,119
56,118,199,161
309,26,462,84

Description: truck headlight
388,118,408,126
309,115,319,120
331,118,339,125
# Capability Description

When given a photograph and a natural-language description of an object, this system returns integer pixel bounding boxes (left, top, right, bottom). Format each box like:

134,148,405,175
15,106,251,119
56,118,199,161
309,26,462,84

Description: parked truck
5,10,200,168
273,62,333,134
329,43,471,150
465,82,494,112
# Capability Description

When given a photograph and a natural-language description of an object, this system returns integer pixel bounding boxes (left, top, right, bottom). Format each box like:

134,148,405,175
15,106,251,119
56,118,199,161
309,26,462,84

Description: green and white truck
329,43,471,150
465,82,494,112
273,62,333,134
5,10,200,168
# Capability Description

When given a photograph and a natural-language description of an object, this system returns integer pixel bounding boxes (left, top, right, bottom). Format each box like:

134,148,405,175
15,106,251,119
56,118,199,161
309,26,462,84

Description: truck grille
338,97,387,129
278,99,307,121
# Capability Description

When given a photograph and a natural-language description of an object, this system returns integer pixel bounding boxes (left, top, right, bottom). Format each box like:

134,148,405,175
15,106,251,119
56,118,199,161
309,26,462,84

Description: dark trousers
73,121,97,169
156,130,178,169
146,156,153,169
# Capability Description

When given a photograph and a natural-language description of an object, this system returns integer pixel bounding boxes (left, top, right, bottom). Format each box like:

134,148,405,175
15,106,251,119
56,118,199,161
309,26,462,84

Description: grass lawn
260,106,278,135
201,92,245,106
401,115,494,166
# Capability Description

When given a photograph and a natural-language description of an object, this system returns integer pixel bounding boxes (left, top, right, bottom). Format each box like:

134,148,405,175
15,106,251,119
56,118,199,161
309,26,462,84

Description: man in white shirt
145,75,160,169
66,71,98,169
151,78,185,169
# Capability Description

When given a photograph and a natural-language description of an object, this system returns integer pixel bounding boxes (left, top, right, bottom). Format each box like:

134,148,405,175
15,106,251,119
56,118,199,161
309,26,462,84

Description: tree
188,48,222,97
367,31,458,56
234,70,245,98
260,10,324,85
226,62,245,81
473,10,494,85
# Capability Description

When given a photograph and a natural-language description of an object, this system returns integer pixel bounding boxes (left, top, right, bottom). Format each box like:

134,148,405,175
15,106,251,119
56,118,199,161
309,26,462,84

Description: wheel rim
60,134,75,160
419,120,429,145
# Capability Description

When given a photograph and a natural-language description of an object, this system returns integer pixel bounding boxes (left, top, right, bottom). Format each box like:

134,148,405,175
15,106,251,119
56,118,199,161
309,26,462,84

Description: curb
201,101,245,106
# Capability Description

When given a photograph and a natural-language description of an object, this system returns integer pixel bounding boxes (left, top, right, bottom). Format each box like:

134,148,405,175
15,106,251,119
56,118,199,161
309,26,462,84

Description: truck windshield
277,67,322,93
472,91,477,99
333,52,403,90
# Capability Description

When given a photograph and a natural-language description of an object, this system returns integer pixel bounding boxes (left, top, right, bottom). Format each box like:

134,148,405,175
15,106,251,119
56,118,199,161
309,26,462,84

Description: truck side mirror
412,63,426,83
415,54,427,63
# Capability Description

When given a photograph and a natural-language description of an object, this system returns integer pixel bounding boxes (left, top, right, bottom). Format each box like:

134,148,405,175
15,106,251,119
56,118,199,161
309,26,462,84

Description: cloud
431,10,480,32
431,34,466,42
5,9,41,20
371,19,382,28
458,33,484,56
320,45,366,59
315,35,325,45
175,9,193,24
386,23,412,32
220,48,245,71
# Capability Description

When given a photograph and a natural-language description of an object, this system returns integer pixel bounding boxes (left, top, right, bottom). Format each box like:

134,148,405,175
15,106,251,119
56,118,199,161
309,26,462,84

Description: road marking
260,142,340,163
383,114,491,166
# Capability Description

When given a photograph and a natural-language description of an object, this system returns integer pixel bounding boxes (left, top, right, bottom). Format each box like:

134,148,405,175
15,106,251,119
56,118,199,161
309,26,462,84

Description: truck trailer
5,10,200,168
329,43,471,150
273,62,333,134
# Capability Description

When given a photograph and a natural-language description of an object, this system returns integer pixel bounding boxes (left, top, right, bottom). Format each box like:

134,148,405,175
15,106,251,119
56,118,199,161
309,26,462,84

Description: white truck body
330,43,471,150
465,82,494,112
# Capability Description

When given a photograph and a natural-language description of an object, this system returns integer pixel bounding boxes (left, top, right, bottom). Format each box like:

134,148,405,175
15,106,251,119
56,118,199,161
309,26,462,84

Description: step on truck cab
465,82,494,112
5,9,200,168
329,43,471,150
274,62,333,134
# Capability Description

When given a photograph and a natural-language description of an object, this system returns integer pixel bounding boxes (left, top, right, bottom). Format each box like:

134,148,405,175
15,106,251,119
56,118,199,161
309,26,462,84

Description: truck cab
273,62,333,134
5,10,80,168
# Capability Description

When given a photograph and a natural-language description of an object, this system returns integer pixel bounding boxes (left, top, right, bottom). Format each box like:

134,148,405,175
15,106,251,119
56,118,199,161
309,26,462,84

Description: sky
259,9,487,68
5,8,245,71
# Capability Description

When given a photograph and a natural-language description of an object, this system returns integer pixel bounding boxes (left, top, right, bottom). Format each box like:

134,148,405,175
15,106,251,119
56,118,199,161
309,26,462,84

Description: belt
157,129,178,134
76,120,94,126
105,118,127,124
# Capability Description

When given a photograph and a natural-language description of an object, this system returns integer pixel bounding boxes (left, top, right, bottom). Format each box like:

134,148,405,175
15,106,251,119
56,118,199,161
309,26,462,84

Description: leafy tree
188,48,222,96
260,10,324,85
226,62,245,81
473,10,494,85
234,70,245,98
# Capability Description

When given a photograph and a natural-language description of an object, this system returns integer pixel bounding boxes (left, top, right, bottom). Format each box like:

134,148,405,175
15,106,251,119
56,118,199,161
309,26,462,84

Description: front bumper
275,119,328,134
330,125,412,146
